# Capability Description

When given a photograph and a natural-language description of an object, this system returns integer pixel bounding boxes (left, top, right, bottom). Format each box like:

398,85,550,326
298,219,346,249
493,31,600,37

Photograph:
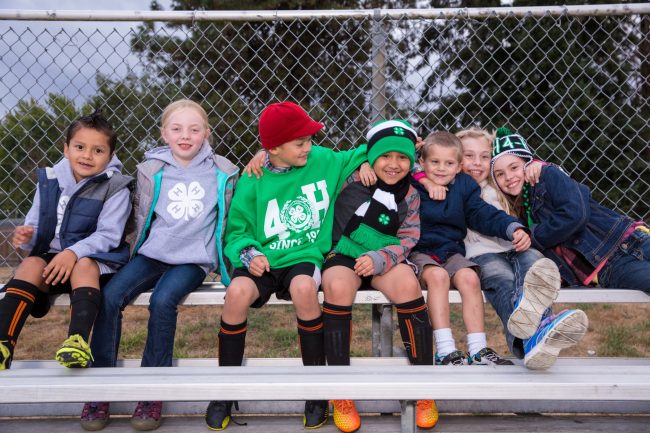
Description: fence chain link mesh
1,10,648,270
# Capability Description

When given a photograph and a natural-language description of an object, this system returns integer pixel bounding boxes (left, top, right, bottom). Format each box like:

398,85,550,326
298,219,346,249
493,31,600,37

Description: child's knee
225,282,258,306
422,266,449,289
14,256,47,282
454,268,481,291
71,257,99,276
289,278,318,301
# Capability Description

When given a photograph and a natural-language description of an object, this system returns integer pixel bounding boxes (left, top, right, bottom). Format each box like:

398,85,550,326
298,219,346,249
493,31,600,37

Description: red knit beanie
259,102,325,150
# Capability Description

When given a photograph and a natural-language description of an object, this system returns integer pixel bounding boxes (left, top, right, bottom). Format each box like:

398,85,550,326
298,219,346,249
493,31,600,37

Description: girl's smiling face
492,154,527,196
461,136,492,184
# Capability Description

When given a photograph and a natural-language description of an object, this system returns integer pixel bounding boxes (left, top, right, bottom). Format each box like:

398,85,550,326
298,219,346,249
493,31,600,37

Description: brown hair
421,131,463,162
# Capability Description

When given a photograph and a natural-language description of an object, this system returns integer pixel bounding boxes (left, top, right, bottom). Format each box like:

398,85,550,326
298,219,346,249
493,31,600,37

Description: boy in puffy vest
0,110,132,370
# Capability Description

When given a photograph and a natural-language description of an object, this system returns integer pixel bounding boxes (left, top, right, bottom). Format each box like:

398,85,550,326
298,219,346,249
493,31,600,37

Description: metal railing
1,5,648,269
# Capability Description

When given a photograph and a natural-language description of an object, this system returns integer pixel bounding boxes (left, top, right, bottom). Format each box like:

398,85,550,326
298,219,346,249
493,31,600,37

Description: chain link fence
1,6,649,269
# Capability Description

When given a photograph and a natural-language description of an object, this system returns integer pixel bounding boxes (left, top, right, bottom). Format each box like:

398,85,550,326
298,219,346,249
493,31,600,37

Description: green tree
0,94,82,217
415,0,649,218
126,0,416,163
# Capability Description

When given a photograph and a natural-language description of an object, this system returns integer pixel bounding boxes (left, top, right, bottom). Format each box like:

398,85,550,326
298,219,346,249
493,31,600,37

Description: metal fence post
370,8,387,123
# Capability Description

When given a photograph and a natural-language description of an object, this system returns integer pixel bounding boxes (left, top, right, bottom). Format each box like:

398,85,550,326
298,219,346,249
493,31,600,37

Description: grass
10,302,650,362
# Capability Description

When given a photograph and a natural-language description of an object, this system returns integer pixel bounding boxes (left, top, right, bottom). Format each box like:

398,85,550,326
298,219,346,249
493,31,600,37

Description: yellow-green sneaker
0,340,12,370
56,334,94,368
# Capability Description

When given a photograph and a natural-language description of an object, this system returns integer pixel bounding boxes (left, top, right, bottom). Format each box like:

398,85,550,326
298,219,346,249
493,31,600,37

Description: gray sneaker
508,258,561,339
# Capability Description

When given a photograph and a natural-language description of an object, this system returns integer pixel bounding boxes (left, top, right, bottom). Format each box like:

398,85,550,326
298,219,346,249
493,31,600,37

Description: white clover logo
167,181,205,221
280,196,316,233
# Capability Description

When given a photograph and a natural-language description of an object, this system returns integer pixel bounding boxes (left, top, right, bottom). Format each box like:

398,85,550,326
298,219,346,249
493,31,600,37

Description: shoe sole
80,417,110,431
508,258,561,339
131,419,162,431
524,310,589,370
56,348,91,368
206,415,230,431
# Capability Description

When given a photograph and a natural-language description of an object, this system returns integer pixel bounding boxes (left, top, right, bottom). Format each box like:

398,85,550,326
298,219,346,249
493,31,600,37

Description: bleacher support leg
400,400,416,433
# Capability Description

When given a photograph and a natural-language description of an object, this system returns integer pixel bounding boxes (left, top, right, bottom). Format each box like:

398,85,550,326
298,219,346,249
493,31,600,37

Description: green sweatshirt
225,145,367,269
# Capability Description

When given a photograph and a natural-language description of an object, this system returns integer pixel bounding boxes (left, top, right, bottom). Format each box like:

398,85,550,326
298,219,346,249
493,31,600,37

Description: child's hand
12,225,34,248
354,255,375,277
524,161,544,186
249,255,270,277
419,177,447,200
43,249,78,285
415,136,425,151
242,150,266,179
512,228,531,252
358,162,377,187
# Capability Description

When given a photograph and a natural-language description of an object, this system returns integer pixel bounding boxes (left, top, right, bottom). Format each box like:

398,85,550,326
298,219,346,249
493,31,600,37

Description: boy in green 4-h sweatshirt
205,102,369,432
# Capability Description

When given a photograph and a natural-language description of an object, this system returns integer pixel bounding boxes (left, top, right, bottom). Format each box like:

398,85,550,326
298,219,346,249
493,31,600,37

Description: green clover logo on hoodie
378,214,390,225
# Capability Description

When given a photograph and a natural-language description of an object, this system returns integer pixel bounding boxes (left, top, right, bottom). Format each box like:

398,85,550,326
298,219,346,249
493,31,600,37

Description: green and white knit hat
490,127,534,178
366,120,417,168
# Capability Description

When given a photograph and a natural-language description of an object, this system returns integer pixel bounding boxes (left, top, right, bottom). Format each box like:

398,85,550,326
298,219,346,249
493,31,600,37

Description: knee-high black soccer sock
395,297,433,365
0,279,40,349
68,287,101,341
297,315,325,366
322,302,353,366
218,319,247,367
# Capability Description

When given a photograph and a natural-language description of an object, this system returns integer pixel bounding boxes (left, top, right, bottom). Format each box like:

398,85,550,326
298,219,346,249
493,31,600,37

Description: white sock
433,328,456,356
467,332,487,357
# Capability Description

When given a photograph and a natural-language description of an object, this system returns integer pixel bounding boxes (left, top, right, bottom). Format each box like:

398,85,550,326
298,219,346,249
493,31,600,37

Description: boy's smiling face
268,136,313,168
372,151,411,185
419,144,461,187
64,127,113,182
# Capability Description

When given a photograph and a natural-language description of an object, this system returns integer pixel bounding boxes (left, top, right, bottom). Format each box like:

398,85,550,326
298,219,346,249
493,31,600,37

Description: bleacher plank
37,284,649,306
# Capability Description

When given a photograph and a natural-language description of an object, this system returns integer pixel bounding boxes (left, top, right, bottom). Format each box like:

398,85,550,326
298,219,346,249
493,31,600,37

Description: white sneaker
508,258,561,339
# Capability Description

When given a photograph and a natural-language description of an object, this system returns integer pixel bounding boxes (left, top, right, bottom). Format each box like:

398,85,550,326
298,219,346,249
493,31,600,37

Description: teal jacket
129,154,238,285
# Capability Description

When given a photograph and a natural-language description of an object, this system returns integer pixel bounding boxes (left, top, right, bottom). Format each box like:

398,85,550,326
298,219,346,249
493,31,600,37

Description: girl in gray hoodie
81,100,238,432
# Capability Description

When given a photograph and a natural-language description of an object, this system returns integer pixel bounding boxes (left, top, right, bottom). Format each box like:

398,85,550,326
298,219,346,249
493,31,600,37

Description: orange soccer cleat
331,400,361,433
416,399,439,429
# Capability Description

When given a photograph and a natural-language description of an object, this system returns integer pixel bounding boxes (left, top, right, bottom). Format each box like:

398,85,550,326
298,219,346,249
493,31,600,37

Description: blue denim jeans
471,249,545,359
598,230,650,292
90,254,206,368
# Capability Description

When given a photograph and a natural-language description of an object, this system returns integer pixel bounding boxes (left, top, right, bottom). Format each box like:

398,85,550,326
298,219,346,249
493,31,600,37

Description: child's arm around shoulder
529,165,591,250
463,174,525,241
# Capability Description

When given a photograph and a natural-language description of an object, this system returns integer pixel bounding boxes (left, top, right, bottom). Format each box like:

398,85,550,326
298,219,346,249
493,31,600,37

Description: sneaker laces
480,349,500,363
333,400,356,415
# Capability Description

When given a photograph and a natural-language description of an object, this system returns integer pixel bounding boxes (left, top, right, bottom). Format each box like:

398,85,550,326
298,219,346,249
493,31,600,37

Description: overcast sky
0,1,176,114
2,0,169,10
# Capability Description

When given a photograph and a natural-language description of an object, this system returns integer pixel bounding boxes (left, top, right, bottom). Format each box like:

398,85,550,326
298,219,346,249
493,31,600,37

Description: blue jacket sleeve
463,175,523,240
530,166,590,250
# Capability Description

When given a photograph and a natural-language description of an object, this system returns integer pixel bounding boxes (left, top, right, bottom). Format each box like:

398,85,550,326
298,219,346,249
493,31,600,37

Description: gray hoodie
22,155,132,273
136,143,221,273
